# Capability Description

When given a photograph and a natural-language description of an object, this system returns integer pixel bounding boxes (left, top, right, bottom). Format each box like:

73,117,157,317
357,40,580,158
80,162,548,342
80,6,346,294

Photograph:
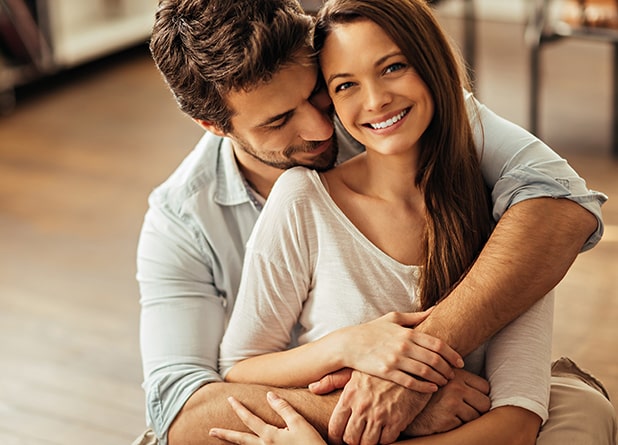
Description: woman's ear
194,119,226,137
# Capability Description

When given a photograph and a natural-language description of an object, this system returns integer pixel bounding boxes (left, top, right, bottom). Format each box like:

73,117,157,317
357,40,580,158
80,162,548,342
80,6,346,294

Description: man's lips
306,139,331,154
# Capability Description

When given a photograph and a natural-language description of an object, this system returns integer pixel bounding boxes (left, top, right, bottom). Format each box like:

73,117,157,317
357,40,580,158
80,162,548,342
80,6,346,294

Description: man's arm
328,100,605,440
138,204,225,441
414,92,605,354
169,382,339,444
166,198,585,445
418,197,596,355
324,197,597,445
206,392,536,445
398,406,541,445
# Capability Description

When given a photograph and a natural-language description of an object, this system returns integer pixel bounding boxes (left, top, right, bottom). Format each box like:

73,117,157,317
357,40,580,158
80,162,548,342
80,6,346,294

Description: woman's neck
339,149,421,203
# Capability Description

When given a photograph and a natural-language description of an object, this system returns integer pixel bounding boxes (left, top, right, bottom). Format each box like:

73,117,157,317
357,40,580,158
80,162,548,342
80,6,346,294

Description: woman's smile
364,107,411,130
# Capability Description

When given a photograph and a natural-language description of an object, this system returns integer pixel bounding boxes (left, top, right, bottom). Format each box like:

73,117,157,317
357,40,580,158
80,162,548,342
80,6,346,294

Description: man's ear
194,118,227,137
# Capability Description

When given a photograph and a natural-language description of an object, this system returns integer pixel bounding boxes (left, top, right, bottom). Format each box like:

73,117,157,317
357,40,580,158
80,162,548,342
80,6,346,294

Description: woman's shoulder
277,166,319,184
250,168,324,247
270,167,322,200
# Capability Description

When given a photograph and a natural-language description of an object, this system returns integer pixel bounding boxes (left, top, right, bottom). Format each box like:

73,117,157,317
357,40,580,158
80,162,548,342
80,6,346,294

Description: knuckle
386,353,399,367
427,354,442,368
401,375,415,389
377,362,391,375
343,432,358,445
430,337,444,351
443,398,460,411
480,398,491,412
357,399,372,411
383,420,406,441
416,366,432,379
386,311,399,323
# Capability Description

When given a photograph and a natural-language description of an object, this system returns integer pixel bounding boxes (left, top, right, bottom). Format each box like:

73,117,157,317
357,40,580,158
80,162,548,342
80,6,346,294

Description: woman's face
319,19,434,157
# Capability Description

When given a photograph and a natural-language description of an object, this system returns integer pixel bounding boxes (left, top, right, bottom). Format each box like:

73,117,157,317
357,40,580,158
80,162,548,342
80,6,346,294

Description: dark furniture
527,0,618,157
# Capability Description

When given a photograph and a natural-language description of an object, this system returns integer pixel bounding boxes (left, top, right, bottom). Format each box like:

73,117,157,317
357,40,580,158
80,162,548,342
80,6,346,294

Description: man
135,1,614,444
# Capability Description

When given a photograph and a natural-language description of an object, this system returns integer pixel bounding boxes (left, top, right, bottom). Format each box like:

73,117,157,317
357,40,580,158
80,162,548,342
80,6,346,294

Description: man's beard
236,137,339,172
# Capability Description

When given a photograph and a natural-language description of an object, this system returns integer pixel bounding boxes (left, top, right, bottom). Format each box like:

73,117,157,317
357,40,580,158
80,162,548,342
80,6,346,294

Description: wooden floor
0,14,616,445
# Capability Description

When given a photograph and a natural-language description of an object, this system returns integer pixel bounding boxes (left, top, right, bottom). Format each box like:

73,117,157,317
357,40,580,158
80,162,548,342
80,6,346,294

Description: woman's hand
337,310,464,392
209,392,326,445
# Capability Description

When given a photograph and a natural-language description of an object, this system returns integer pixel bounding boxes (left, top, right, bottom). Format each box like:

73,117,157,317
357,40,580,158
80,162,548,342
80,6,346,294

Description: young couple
136,0,614,444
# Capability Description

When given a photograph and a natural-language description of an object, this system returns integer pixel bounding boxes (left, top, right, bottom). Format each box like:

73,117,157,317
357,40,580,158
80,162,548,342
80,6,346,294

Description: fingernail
209,429,220,437
457,358,465,368
267,391,278,401
308,382,318,390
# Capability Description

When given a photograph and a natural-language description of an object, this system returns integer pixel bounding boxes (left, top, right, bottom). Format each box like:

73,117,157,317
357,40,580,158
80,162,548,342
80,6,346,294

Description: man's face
225,56,338,172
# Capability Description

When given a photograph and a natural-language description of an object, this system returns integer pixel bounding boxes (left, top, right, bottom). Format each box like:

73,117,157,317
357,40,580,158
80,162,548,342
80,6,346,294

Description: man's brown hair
150,0,313,132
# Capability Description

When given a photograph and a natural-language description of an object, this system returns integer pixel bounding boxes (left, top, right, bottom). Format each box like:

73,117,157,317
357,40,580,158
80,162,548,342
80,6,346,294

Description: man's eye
267,120,287,130
266,116,289,130
334,81,354,93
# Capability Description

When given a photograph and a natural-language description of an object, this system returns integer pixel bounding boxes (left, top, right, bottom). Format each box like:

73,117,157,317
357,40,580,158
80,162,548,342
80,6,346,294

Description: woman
215,0,553,443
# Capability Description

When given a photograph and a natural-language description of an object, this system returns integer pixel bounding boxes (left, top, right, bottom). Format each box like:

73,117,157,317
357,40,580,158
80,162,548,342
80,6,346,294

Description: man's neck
232,148,283,199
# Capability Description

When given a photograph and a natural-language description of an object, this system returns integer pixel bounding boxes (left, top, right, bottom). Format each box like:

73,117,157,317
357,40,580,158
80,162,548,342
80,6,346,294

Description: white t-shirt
220,167,554,423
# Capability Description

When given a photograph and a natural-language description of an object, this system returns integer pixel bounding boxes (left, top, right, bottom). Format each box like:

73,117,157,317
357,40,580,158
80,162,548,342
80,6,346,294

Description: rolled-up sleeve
468,92,608,251
137,192,226,445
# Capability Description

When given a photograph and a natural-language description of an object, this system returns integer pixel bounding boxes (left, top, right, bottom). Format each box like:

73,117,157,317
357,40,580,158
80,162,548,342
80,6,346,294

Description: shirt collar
214,138,262,209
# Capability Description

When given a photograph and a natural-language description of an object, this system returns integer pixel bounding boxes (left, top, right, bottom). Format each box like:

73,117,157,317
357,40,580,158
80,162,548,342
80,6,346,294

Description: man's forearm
397,406,541,445
168,382,338,445
418,197,597,356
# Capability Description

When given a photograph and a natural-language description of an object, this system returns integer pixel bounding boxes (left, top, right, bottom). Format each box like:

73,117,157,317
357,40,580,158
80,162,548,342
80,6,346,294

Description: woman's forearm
225,313,462,391
224,329,347,386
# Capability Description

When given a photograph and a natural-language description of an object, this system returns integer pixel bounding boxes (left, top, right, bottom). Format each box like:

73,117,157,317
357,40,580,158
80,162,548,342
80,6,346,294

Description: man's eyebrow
256,110,293,128
326,51,403,87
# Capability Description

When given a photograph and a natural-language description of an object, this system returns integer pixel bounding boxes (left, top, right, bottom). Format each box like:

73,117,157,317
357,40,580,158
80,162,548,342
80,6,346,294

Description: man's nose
299,100,334,142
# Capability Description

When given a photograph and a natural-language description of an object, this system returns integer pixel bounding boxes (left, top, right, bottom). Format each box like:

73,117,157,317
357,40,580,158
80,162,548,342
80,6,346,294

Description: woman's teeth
369,108,409,130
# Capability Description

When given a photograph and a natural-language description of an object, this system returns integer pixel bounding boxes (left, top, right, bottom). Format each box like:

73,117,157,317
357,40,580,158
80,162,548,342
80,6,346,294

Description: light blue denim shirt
137,94,607,444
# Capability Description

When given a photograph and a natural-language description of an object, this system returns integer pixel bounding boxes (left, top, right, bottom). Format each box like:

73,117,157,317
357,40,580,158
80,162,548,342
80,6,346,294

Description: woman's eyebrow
326,51,404,87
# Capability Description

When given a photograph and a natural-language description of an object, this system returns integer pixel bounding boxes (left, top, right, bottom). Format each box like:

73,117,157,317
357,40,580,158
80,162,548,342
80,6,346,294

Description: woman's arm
224,307,463,392
483,292,554,424
220,170,463,392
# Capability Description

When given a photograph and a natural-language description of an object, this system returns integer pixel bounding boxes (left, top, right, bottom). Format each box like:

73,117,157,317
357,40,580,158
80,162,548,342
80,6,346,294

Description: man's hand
405,368,491,436
327,370,431,445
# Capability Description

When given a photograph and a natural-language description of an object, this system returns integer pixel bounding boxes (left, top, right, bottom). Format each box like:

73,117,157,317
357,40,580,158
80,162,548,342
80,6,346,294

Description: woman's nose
364,83,391,111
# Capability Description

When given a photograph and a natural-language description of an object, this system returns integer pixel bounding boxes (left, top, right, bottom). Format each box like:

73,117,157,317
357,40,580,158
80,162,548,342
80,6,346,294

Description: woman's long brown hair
314,0,494,309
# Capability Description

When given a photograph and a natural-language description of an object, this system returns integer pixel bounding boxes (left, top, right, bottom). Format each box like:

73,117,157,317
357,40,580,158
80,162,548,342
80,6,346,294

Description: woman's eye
385,63,406,74
334,81,354,93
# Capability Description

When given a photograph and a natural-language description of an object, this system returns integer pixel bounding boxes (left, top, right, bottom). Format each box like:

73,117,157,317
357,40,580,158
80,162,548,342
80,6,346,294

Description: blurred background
0,0,616,443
